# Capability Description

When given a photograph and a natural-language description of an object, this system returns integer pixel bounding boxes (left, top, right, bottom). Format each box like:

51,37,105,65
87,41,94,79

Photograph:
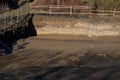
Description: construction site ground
0,35,120,80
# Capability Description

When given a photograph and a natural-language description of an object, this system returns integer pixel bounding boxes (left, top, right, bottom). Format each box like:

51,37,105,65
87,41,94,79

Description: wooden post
49,5,52,15
3,5,6,28
16,10,19,23
4,12,6,28
70,6,72,16
20,7,23,20
113,8,116,18
2,5,4,28
10,11,13,25
57,0,60,5
90,0,93,15
27,0,30,14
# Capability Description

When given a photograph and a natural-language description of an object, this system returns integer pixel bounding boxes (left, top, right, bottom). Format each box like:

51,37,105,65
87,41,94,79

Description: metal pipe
0,40,12,53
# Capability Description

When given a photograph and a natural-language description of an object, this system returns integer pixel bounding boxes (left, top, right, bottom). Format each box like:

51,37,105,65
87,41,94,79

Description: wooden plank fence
30,5,120,18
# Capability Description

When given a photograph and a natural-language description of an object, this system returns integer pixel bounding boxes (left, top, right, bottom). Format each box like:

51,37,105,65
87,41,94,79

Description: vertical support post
3,14,5,29
49,5,52,15
90,0,92,15
10,10,13,25
27,0,29,28
57,0,60,5
113,8,116,18
27,0,30,14
4,12,6,28
20,6,23,20
4,4,7,28
2,5,4,28
70,6,72,16
16,10,19,23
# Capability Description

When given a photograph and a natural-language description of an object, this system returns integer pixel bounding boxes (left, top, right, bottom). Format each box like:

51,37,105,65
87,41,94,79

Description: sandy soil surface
0,36,120,80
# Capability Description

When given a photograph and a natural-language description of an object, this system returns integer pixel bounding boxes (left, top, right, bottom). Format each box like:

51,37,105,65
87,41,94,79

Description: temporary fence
0,3,30,29
30,5,120,18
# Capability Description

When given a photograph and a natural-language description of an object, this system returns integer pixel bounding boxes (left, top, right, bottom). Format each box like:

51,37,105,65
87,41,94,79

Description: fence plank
30,5,120,18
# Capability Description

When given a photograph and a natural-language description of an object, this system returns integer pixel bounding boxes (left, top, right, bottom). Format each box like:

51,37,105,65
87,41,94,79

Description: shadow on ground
0,50,119,80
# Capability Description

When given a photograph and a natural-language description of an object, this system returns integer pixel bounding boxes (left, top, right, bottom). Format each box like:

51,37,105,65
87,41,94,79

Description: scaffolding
0,1,30,30
0,1,31,53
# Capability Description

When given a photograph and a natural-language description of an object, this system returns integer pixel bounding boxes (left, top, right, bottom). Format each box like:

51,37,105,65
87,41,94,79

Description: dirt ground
0,36,120,80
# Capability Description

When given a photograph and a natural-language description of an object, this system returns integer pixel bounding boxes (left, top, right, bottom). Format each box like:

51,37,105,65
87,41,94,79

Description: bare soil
0,36,120,80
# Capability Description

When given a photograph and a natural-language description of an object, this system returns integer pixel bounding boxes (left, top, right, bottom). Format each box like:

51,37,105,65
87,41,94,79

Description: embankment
33,15,120,38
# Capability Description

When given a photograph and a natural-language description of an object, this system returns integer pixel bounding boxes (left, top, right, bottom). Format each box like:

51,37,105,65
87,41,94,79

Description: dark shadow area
2,66,119,80
4,66,89,80
0,14,37,54
0,50,120,80
0,73,16,80
0,0,34,9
